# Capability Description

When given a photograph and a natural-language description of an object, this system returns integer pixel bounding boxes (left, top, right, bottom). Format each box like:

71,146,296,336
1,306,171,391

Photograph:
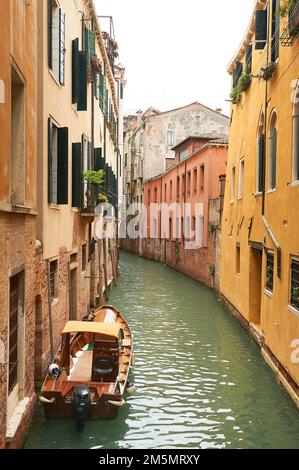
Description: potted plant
239,72,252,92
82,169,105,210
260,62,277,81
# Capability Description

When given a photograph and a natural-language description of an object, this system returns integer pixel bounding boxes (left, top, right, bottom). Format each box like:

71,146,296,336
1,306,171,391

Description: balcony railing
280,1,299,46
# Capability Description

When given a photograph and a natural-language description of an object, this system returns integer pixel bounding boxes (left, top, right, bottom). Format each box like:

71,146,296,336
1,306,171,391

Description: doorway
7,270,25,420
69,267,78,320
249,246,263,325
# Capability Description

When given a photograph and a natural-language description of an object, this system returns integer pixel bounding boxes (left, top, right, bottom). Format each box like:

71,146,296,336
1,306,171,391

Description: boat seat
92,355,117,377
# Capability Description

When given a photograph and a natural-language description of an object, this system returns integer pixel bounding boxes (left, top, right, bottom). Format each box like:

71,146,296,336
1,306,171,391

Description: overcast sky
95,0,256,116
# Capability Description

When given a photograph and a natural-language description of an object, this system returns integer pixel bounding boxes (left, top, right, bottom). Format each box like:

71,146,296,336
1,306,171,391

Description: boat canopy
62,321,121,338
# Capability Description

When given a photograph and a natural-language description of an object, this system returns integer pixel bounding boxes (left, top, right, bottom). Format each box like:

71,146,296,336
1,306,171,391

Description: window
9,272,24,394
177,176,180,199
266,251,274,292
154,187,157,203
170,180,173,201
236,244,240,275
193,168,198,194
148,189,151,205
231,166,236,202
290,258,299,310
187,172,191,195
238,159,245,199
82,244,87,272
255,8,268,50
167,130,175,146
268,111,277,190
246,44,252,74
82,137,90,209
48,119,69,205
292,80,299,181
49,260,58,301
200,165,205,193
11,67,25,205
164,183,167,199
169,218,173,240
233,61,243,89
180,149,188,161
257,112,265,193
271,0,280,63
181,174,185,196
48,0,65,84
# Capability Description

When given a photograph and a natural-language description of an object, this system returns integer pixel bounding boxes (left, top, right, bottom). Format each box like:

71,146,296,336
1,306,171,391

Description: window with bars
290,258,299,310
266,251,274,292
49,260,58,301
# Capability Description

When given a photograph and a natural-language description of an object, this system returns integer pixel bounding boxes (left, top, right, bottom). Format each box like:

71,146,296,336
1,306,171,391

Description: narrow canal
25,251,299,449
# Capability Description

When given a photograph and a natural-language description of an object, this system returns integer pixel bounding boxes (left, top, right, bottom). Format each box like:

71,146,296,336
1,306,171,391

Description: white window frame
231,165,236,203
238,158,245,199
167,130,175,147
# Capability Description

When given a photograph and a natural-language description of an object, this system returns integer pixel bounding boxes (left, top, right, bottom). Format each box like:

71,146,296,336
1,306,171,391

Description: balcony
280,1,299,46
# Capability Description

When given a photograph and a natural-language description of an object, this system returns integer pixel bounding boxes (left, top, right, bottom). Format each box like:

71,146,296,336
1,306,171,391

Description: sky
95,0,256,116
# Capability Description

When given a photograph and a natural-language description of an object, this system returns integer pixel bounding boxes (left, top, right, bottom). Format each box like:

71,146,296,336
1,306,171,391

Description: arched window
292,81,299,182
268,110,277,190
257,112,265,192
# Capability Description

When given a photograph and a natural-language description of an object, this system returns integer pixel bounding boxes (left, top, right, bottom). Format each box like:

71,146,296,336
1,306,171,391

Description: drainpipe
262,0,270,216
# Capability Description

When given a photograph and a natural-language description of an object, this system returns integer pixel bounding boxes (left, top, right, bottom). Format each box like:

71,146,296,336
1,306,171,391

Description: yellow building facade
221,0,299,403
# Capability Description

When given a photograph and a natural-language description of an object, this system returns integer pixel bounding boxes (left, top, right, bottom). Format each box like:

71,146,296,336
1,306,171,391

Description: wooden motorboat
40,305,135,427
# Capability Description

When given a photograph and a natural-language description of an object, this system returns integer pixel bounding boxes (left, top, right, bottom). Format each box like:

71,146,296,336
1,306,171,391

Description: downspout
261,1,281,278
262,0,270,216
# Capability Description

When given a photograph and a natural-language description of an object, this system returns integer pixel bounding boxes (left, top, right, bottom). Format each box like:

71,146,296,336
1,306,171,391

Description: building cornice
227,0,267,74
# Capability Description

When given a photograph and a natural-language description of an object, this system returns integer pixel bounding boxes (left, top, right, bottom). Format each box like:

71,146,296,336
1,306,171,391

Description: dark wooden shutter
233,61,243,88
78,51,88,111
72,38,79,104
94,148,105,171
48,0,53,69
258,134,265,192
59,10,66,85
48,117,52,203
57,127,69,204
246,44,252,74
271,128,277,189
255,9,268,50
72,143,82,208
271,0,280,62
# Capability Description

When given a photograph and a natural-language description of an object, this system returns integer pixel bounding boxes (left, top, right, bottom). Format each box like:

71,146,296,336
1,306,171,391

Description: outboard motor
72,385,91,429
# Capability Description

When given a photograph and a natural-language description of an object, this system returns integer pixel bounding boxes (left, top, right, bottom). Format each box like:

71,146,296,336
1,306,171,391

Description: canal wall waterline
120,241,299,409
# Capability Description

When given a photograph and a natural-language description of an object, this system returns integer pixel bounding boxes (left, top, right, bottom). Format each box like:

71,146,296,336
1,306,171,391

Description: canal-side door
249,244,263,325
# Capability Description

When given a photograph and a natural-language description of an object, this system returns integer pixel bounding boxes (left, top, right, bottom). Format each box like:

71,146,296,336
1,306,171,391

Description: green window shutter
271,0,280,62
271,128,277,189
59,11,66,85
72,143,82,208
88,30,96,56
48,0,53,69
258,134,265,192
94,148,105,171
246,44,252,74
99,73,104,110
255,10,268,50
48,117,52,203
233,61,243,88
57,127,69,204
72,38,79,104
94,72,99,100
78,51,88,111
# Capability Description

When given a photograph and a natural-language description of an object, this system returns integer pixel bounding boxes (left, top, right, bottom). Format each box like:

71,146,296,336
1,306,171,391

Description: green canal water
25,251,299,449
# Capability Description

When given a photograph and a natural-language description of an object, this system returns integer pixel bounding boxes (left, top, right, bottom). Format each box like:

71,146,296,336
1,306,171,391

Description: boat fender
107,398,126,407
126,383,136,395
39,395,55,404
49,363,60,376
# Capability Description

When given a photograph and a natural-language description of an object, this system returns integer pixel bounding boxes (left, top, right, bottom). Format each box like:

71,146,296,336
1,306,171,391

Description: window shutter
271,2,280,62
48,0,52,69
82,22,88,51
57,127,69,204
72,143,82,208
233,61,243,88
271,128,277,189
94,148,105,171
255,9,268,50
78,51,88,111
59,10,66,85
88,30,96,56
246,44,252,74
258,134,265,192
48,117,52,203
99,73,104,110
72,38,79,104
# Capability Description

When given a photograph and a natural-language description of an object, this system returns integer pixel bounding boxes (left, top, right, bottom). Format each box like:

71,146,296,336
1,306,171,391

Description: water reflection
25,252,299,449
